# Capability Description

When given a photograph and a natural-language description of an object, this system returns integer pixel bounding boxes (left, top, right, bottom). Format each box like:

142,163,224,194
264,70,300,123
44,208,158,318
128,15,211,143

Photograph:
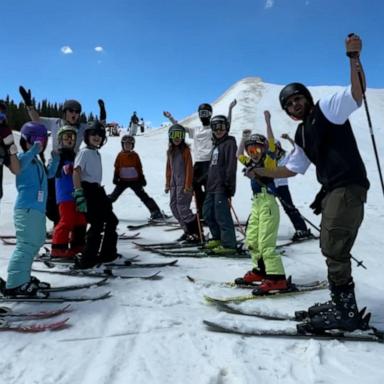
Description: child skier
202,115,237,255
235,111,288,293
51,126,87,258
73,121,119,269
3,122,59,297
109,134,163,221
165,124,201,243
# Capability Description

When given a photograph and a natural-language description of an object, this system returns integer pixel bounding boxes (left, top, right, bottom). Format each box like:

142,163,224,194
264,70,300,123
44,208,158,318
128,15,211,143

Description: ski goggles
211,122,227,132
245,144,264,156
122,136,134,143
61,132,76,141
198,110,212,118
0,112,6,122
169,130,185,140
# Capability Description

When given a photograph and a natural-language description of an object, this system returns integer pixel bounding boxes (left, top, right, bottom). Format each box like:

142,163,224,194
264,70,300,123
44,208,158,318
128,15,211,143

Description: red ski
0,318,70,332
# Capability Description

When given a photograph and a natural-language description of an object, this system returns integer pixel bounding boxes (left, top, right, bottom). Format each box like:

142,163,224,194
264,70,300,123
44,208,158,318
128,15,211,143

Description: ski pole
193,192,204,244
228,199,246,236
351,254,367,269
348,33,384,197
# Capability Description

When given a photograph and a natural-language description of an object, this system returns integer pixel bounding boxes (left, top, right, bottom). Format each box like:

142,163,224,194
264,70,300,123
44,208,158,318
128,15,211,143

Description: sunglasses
169,130,185,140
285,95,306,109
199,110,212,118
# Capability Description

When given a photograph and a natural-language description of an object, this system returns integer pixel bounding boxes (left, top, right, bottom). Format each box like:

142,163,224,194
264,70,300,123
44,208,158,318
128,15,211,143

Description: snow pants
109,181,160,214
51,201,87,253
7,208,46,289
203,192,236,249
246,191,284,275
169,185,194,231
276,185,307,232
82,182,119,263
192,161,210,218
320,185,366,286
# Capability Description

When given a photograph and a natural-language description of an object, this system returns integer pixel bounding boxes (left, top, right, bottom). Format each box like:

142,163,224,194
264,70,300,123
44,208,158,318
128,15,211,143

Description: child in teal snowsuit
4,122,59,297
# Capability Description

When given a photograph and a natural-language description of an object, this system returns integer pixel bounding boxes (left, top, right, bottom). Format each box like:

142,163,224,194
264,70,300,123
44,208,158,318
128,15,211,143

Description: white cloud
60,46,73,54
94,46,104,53
265,0,274,9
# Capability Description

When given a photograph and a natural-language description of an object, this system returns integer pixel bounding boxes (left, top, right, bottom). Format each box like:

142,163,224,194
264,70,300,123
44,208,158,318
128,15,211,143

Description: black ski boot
30,276,51,290
183,217,204,244
298,280,370,333
3,280,49,298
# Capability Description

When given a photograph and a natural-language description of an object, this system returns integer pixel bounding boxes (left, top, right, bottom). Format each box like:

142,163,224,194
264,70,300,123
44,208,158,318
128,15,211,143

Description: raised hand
19,86,32,107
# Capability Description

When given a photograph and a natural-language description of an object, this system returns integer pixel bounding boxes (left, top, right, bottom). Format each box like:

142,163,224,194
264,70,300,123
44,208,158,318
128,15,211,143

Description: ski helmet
210,115,229,133
198,103,213,124
63,99,82,114
121,134,135,149
57,125,77,147
244,133,268,156
84,120,106,147
20,122,48,151
168,124,186,141
279,83,313,111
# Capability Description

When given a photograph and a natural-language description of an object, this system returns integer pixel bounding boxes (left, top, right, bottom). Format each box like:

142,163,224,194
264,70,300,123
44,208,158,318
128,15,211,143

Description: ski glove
98,99,106,121
74,188,87,213
19,86,33,107
310,187,326,215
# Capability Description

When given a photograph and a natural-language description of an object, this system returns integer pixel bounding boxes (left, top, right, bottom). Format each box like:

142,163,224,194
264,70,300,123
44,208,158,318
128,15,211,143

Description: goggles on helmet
169,130,185,140
198,110,212,118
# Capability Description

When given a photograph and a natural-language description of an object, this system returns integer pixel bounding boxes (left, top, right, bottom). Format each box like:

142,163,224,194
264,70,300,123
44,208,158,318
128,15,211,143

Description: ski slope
0,78,383,384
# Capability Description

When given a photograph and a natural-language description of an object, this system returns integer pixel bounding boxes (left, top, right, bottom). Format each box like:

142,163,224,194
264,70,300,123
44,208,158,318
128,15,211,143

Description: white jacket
185,124,212,162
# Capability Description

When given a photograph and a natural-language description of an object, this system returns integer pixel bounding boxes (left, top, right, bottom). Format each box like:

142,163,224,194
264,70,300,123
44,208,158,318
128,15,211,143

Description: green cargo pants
320,185,367,286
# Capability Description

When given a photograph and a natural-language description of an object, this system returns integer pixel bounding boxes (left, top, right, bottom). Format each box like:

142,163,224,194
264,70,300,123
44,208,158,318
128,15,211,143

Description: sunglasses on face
199,110,212,118
169,130,185,140
285,95,306,109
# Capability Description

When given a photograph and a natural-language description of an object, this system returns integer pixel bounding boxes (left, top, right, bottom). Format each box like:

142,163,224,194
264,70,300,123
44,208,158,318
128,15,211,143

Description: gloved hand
62,164,74,175
113,175,120,185
73,188,87,213
139,174,147,187
0,125,14,146
19,86,33,107
242,129,252,141
164,186,170,194
224,185,234,198
98,99,106,121
310,187,326,215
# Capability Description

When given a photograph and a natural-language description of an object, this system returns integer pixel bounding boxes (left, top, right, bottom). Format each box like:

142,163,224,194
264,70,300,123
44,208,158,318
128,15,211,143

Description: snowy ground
0,79,383,384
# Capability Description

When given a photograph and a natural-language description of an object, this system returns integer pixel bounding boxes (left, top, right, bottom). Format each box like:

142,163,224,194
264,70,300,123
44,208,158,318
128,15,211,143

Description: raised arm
163,111,178,125
227,99,237,125
19,86,40,122
264,110,274,141
345,33,365,105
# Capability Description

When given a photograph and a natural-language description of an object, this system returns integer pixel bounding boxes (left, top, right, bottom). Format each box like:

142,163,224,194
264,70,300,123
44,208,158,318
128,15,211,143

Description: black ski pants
192,161,210,218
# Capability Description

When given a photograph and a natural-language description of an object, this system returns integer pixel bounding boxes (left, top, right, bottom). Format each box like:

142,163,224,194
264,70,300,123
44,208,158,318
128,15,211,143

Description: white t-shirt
285,86,360,175
185,125,212,162
74,148,102,184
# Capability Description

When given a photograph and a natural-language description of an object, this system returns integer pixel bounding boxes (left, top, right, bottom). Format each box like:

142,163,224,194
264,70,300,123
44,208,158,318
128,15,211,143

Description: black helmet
168,124,186,141
279,83,313,110
63,99,82,113
244,133,268,150
210,115,229,132
121,134,135,149
84,120,106,147
198,103,212,112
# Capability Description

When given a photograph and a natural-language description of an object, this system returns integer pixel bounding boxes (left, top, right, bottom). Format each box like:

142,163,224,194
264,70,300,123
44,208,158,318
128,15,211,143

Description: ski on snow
0,304,72,320
42,277,109,293
203,319,384,343
104,259,178,269
0,317,70,332
31,267,162,280
204,278,328,304
0,291,112,303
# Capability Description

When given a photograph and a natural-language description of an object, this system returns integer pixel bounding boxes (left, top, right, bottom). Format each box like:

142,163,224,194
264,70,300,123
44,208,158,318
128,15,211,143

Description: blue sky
1,0,383,127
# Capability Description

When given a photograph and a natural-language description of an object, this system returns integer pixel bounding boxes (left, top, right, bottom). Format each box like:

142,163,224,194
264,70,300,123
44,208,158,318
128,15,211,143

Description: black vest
294,103,369,192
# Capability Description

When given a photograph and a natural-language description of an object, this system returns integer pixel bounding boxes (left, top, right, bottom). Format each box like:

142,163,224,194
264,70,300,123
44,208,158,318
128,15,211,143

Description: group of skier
0,33,372,333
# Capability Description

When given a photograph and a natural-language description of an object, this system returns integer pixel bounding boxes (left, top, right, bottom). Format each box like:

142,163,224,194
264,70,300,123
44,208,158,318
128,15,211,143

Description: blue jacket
15,144,59,213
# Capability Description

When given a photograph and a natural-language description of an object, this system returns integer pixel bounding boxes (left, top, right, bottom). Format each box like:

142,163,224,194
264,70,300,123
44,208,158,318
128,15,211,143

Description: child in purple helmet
1,122,59,298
